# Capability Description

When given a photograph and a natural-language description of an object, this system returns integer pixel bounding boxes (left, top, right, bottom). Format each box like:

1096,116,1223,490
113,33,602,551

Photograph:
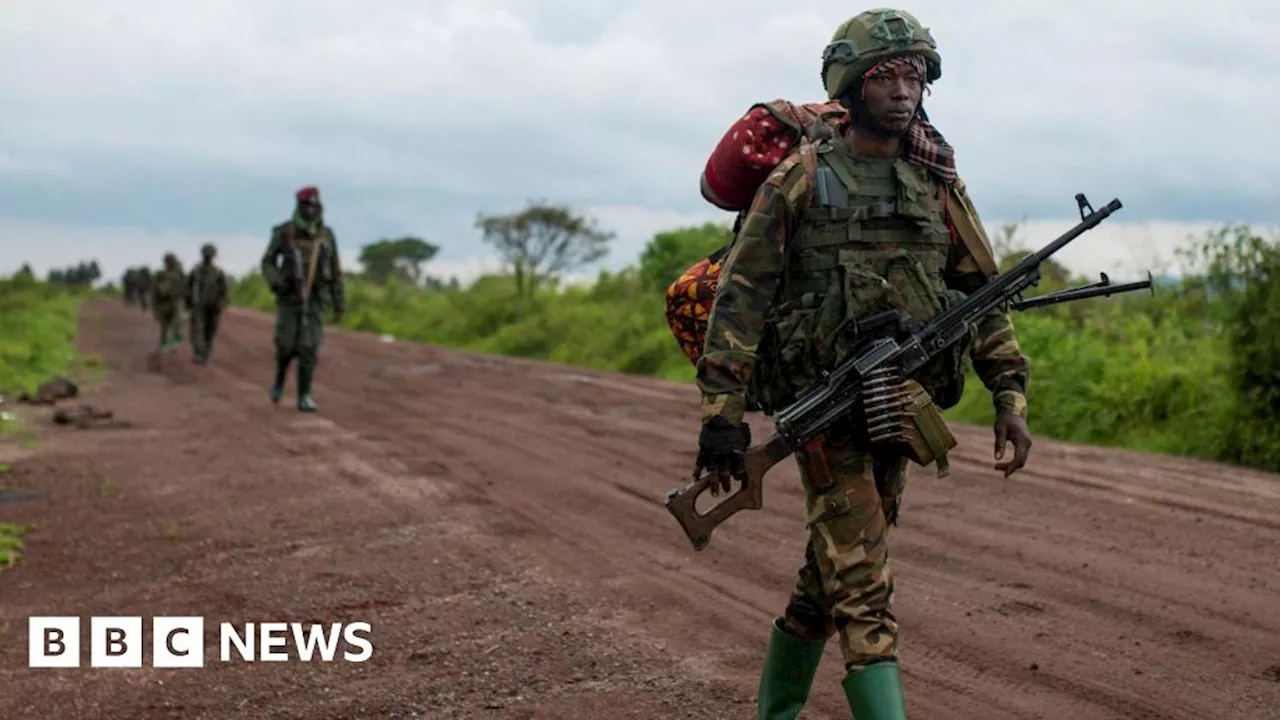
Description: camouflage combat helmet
822,8,941,101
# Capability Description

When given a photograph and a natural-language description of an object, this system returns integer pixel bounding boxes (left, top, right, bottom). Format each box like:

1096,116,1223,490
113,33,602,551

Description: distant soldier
260,185,346,412
185,243,230,364
136,267,153,312
152,254,186,353
122,268,137,306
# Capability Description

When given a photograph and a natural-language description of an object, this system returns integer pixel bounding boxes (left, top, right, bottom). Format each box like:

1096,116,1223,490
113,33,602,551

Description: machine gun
664,193,1155,551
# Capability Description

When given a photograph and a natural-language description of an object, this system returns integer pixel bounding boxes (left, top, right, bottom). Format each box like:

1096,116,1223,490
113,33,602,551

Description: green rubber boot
757,618,827,720
842,661,907,720
269,356,290,404
296,362,317,412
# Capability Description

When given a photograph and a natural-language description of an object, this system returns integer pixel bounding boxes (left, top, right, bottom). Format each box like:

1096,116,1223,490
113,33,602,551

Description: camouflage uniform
185,243,230,364
136,267,153,311
694,10,1029,720
122,268,137,306
260,186,345,412
152,254,186,352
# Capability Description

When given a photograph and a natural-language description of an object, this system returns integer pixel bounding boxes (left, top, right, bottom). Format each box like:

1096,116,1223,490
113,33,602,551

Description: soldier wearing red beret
259,185,346,412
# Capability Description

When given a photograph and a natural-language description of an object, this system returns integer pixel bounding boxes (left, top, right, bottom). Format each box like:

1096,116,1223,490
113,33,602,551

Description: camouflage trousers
154,303,181,349
273,303,325,369
780,434,909,670
189,307,222,360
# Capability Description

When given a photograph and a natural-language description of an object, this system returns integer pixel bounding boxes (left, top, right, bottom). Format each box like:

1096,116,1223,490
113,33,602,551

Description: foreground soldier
260,185,345,412
692,10,1033,719
152,254,186,353
185,243,230,365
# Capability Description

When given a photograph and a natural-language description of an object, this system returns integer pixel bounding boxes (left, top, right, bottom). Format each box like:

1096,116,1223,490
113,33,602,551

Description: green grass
0,522,31,574
0,274,94,577
0,276,84,397
229,223,1280,473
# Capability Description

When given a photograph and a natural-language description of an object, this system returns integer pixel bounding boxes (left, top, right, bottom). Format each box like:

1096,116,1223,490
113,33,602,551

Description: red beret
296,186,320,202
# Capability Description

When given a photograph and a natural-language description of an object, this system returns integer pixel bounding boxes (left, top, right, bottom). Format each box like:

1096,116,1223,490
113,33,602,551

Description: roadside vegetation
0,522,30,574
226,202,1280,473
0,267,87,407
0,264,99,574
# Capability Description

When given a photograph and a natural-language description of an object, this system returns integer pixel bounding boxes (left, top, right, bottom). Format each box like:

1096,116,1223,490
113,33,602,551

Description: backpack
664,99,999,368
665,99,846,366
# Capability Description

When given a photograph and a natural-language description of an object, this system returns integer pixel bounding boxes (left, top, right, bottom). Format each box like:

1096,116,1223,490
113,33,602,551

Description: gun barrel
1010,275,1153,311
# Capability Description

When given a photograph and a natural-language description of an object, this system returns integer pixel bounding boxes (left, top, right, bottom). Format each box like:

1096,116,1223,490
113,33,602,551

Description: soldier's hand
693,416,750,496
993,413,1032,478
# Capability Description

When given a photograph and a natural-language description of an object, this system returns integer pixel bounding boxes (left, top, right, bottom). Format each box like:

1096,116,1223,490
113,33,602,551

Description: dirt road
1,299,1277,719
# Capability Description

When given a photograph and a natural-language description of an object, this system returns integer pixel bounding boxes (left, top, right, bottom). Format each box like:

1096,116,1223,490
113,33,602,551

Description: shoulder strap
300,226,332,300
944,179,999,277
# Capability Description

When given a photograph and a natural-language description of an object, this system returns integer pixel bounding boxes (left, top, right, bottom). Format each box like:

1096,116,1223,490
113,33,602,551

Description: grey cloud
0,0,1276,281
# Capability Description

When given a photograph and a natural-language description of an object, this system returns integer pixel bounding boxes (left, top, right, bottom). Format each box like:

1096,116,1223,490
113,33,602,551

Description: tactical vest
190,263,223,307
748,131,971,416
155,267,185,301
282,222,337,304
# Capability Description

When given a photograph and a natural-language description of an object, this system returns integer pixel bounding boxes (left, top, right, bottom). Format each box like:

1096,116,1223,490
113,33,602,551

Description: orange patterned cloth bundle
664,249,727,364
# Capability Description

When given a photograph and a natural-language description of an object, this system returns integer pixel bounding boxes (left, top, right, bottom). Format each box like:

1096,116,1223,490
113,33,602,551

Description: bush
232,222,1280,472
0,274,83,396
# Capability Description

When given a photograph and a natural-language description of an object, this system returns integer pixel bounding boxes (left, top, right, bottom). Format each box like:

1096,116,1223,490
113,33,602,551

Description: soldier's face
299,199,321,221
859,64,924,136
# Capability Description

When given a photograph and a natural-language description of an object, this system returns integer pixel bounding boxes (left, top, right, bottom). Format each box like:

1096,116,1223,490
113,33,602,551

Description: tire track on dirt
3,301,1278,720
232,305,1280,719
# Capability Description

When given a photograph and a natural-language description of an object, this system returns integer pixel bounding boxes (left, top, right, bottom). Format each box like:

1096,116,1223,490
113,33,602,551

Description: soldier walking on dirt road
260,185,346,412
185,243,230,365
152,253,186,355
122,268,137,307
135,266,152,312
690,10,1034,719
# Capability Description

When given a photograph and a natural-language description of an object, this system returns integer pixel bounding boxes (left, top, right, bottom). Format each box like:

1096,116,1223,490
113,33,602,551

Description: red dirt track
1,299,1278,719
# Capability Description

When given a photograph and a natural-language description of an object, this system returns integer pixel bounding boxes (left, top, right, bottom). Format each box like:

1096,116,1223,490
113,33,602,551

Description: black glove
693,416,751,495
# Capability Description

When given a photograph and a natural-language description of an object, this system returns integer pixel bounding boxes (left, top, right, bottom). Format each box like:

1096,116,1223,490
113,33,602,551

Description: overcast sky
1,0,1277,285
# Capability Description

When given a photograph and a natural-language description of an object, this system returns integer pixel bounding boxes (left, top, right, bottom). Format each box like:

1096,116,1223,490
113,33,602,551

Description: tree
637,222,733,292
475,201,614,297
43,259,103,287
357,236,439,285
1185,225,1280,470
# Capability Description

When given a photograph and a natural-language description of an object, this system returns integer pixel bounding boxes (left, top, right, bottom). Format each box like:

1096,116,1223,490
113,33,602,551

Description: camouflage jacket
260,220,345,313
186,261,230,310
152,266,186,306
695,135,1029,426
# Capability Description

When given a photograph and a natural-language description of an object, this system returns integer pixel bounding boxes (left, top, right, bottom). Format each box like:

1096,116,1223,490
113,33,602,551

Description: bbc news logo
28,617,373,668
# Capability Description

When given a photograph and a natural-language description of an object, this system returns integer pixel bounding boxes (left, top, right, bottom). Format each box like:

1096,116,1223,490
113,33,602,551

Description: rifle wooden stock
663,433,794,551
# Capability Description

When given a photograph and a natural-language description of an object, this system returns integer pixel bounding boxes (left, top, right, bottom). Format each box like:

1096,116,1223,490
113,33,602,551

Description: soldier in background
152,253,185,354
136,267,153,312
122,268,138,306
259,186,346,412
185,243,230,365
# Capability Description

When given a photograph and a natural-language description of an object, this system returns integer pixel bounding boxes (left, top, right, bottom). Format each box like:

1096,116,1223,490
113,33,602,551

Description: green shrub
0,275,83,396
230,223,1280,473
